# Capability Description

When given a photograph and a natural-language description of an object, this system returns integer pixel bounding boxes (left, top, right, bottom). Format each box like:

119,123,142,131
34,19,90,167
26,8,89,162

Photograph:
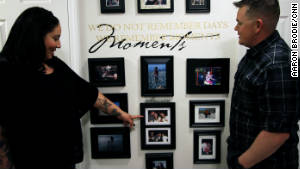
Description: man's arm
93,92,143,128
238,130,289,169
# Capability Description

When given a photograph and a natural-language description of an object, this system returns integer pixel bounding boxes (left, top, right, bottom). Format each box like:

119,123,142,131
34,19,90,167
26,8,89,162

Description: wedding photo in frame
137,0,174,13
90,127,131,159
186,58,229,94
141,56,174,97
100,0,125,13
186,0,210,13
140,102,176,150
146,153,173,169
194,130,220,164
190,100,225,127
88,57,125,87
90,93,128,124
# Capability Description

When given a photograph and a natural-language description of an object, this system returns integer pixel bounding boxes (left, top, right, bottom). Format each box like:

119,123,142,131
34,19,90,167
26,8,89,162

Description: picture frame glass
145,107,171,125
187,58,229,94
88,58,125,87
198,135,216,160
90,127,130,159
138,0,174,13
146,128,171,145
194,105,220,123
141,56,174,97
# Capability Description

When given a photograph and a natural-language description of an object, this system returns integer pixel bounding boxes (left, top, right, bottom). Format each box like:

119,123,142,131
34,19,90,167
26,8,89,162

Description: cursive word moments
88,24,220,53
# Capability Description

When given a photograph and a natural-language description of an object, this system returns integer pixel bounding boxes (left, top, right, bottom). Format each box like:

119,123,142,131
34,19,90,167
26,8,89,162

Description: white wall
77,0,239,169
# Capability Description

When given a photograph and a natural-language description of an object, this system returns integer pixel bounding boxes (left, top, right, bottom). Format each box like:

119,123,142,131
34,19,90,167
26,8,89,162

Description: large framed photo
186,0,210,13
90,127,131,159
141,56,174,97
194,130,220,164
186,58,229,94
100,0,125,13
190,100,225,127
88,58,125,87
146,153,173,169
140,102,176,149
137,0,174,13
90,93,128,124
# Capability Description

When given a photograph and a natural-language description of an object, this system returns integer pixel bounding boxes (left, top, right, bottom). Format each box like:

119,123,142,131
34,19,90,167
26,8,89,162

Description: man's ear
255,18,264,33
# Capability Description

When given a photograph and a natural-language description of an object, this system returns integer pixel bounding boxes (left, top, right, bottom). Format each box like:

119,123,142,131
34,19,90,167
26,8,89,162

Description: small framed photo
141,102,175,126
90,93,128,124
137,0,174,13
100,0,125,13
90,127,131,159
186,58,229,94
88,58,125,87
186,0,210,13
146,153,173,169
194,130,220,164
140,102,176,150
141,56,174,97
190,100,225,127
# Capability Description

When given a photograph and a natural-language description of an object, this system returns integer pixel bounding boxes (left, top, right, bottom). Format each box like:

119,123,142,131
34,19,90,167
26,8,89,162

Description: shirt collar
246,30,280,58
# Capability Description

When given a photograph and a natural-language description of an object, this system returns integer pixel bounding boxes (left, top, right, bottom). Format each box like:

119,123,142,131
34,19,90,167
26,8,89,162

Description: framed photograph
146,153,173,169
141,56,174,97
90,93,128,124
90,127,131,159
186,58,229,94
88,58,125,87
190,100,225,127
140,102,176,149
186,0,210,13
137,0,174,13
100,0,125,13
141,102,175,126
194,130,220,164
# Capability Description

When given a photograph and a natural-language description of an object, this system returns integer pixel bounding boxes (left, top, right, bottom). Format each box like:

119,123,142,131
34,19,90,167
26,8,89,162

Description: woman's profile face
44,24,61,60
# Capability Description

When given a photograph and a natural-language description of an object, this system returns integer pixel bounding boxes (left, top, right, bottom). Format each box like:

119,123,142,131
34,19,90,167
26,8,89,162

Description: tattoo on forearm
110,109,121,116
103,99,112,113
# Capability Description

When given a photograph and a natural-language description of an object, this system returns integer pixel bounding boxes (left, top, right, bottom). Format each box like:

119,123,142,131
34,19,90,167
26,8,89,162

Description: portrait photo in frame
194,130,220,164
100,0,125,13
137,0,174,13
186,0,210,13
190,100,225,127
140,102,176,149
90,127,131,159
186,58,229,94
90,93,128,124
141,56,174,97
146,153,174,169
88,57,125,87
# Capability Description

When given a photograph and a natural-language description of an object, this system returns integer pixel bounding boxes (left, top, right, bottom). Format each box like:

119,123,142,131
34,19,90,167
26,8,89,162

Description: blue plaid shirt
227,31,300,169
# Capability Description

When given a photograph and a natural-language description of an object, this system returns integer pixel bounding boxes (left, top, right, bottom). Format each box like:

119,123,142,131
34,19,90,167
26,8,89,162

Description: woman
0,7,142,169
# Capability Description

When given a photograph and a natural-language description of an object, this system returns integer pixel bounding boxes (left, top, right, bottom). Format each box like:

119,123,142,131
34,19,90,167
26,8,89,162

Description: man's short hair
233,0,280,30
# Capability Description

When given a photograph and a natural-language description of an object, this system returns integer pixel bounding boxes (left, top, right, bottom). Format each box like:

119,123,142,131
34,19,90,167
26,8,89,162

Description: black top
0,56,98,169
227,31,300,169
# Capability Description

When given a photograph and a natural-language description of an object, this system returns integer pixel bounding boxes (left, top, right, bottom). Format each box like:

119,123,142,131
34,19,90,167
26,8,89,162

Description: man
227,0,299,169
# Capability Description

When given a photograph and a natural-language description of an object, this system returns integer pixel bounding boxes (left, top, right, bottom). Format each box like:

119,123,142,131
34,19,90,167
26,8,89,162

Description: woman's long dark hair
0,7,59,72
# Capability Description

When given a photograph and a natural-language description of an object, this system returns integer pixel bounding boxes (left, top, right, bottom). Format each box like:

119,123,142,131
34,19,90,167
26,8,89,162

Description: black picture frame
90,93,128,124
186,0,210,13
194,130,220,164
100,0,125,13
146,153,174,169
186,58,230,94
190,100,225,127
141,56,174,97
90,127,131,159
137,0,174,13
88,58,125,87
140,102,176,150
